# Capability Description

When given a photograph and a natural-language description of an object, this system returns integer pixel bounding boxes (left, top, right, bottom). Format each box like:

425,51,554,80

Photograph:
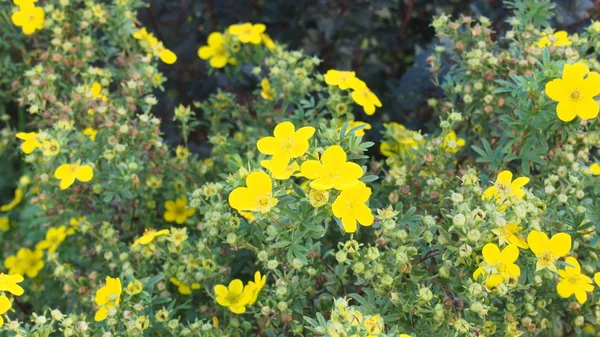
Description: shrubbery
0,0,599,336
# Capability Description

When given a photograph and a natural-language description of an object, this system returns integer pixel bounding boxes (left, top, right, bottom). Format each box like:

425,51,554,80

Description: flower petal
245,171,272,195
500,244,519,264
496,171,513,185
562,63,589,82
228,187,254,211
549,233,571,258
545,78,568,102
556,100,577,122
527,230,549,256
228,279,244,295
575,98,599,120
482,243,500,265
322,145,346,170
273,121,295,138
75,165,93,182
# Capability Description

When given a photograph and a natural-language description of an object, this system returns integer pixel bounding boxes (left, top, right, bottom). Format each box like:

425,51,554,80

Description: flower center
539,250,554,266
569,89,582,101
254,194,272,208
567,274,580,285
279,137,294,151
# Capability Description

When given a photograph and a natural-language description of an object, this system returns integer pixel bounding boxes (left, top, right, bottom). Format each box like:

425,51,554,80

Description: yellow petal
245,171,272,195
229,305,246,314
0,296,11,315
209,55,228,68
564,256,580,273
295,126,315,140
481,186,497,200
256,136,279,155
75,165,93,182
556,100,577,122
575,98,599,120
527,230,549,256
273,121,295,138
496,170,513,185
198,46,213,59
228,279,244,295
556,280,573,298
228,187,253,211
301,160,326,179
549,233,571,258
341,213,357,233
545,79,568,102
94,306,109,321
482,243,500,265
207,32,223,46
160,49,177,64
511,177,529,189
575,290,588,304
355,204,374,227
59,176,75,190
500,244,519,264
322,145,346,169
562,63,589,82
581,72,600,98
594,272,600,287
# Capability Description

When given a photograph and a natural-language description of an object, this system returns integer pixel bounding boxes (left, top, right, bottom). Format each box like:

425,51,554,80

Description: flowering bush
0,0,600,336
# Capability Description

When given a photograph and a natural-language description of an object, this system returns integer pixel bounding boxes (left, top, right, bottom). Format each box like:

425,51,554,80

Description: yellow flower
57,120,73,130
89,82,107,101
0,273,24,296
159,48,177,65
364,315,383,334
300,145,363,190
441,130,465,154
133,27,158,46
54,162,94,190
308,189,329,208
94,276,122,321
556,257,594,304
481,170,529,205
146,175,163,189
260,79,275,100
491,223,528,249
176,146,189,160
11,3,44,35
126,279,143,295
247,271,266,305
37,226,68,253
68,216,87,234
16,132,42,154
0,217,9,232
83,127,98,141
228,171,278,213
261,33,275,51
590,163,600,175
545,63,600,122
169,227,188,245
332,182,373,233
198,32,232,69
473,243,520,288
132,229,170,247
324,70,359,90
4,247,44,278
163,198,195,224
260,157,299,180
1,188,23,212
350,80,382,115
42,139,60,157
214,279,253,314
536,31,571,47
229,23,266,44
256,121,315,164
341,121,371,137
380,123,421,157
169,278,200,295
527,230,571,272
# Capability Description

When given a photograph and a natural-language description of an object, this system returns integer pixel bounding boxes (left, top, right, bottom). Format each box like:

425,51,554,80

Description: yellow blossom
308,189,329,208
332,182,373,233
126,279,143,295
228,171,278,213
1,188,23,212
198,32,232,69
261,33,275,51
176,146,189,160
163,198,195,224
133,27,158,46
37,226,68,253
473,243,520,288
0,273,24,296
169,227,188,245
380,122,422,157
94,276,122,321
229,23,266,44
590,163,600,175
536,31,571,47
247,271,266,305
214,279,253,314
260,79,275,100
11,3,44,35
83,127,98,141
159,48,177,65
89,82,107,101
42,139,60,157
0,217,9,232
441,130,465,154
54,162,94,190
545,63,600,122
300,145,363,190
16,132,42,154
4,247,44,278
169,278,200,295
132,229,170,247
0,296,10,327
146,175,163,189
256,121,315,164
481,170,529,205
324,70,359,90
491,223,528,249
350,80,382,115
556,257,594,304
364,315,383,334
527,231,571,272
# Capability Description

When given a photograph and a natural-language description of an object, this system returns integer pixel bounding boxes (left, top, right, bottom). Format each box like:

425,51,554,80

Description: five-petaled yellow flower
198,32,233,68
229,23,266,44
37,226,68,253
4,247,44,278
228,171,278,214
545,63,600,122
16,132,42,154
163,198,195,224
324,70,359,90
527,230,571,272
132,229,170,247
332,182,374,233
473,243,520,288
42,139,60,157
94,276,122,321
536,31,571,48
257,121,315,164
0,296,10,327
481,170,529,205
301,145,363,190
11,2,44,35
441,130,466,154
556,257,594,304
247,271,266,305
0,273,25,296
260,79,275,100
54,162,94,190
492,223,528,249
214,279,253,314
350,80,382,115
83,127,98,141
89,82,107,101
